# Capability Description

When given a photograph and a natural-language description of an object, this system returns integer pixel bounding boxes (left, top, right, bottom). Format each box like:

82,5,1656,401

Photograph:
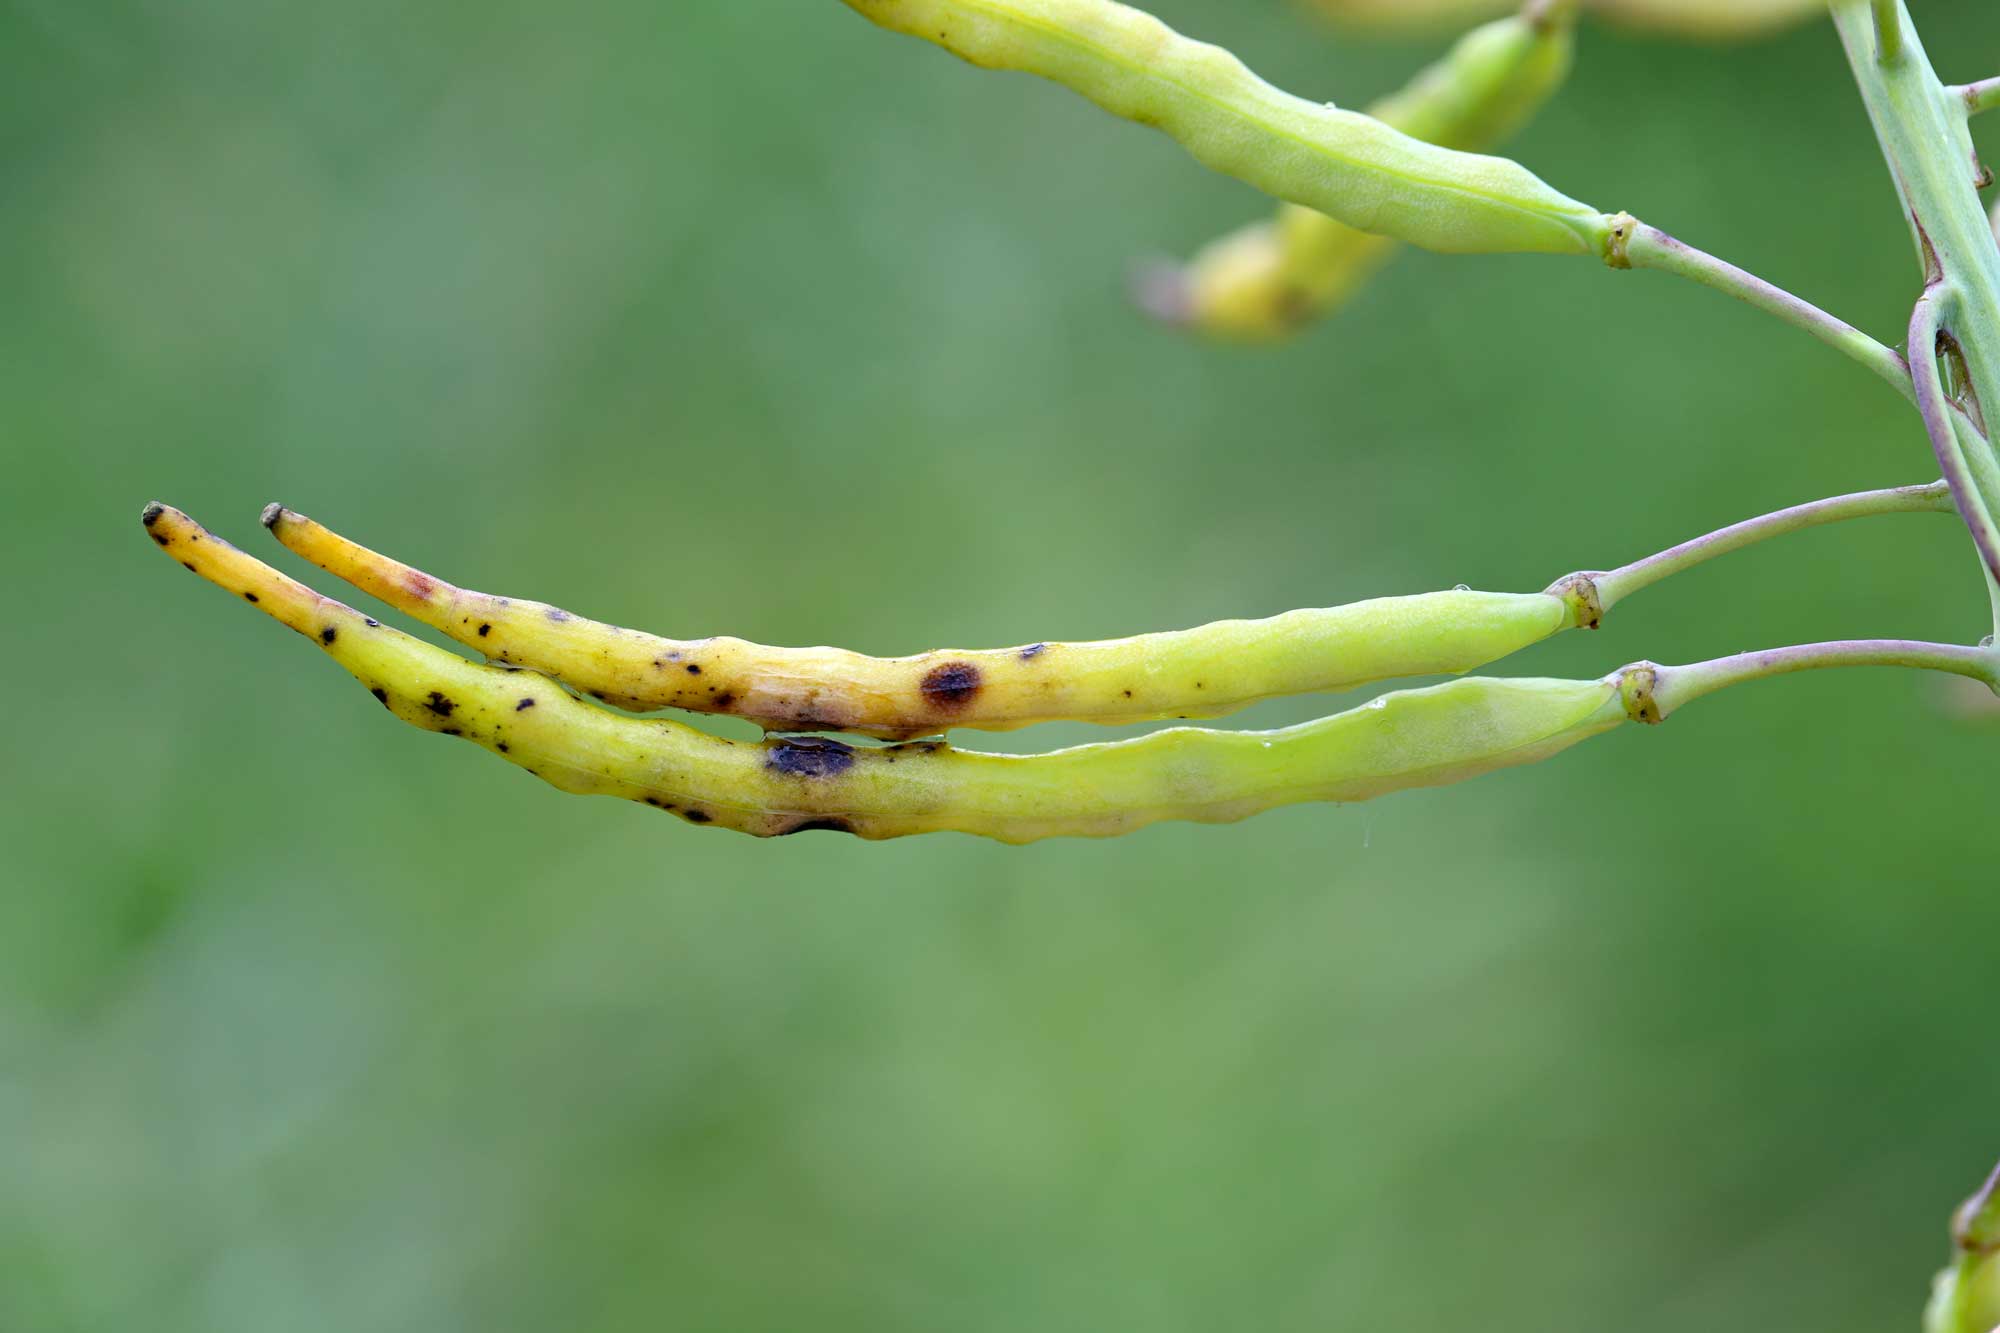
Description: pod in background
265,504,1572,739
1146,4,1576,339
145,503,1627,844
842,0,1612,258
1305,0,1821,41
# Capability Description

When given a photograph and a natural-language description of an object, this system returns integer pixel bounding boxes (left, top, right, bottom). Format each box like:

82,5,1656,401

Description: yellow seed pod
844,0,1610,257
145,503,1626,843
264,504,1571,739
1157,4,1575,339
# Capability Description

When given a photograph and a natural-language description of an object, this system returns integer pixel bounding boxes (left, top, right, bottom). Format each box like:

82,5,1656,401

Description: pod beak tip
141,500,166,528
260,502,287,529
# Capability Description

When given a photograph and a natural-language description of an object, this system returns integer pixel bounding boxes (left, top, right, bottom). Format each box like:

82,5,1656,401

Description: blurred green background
3,1,1997,1328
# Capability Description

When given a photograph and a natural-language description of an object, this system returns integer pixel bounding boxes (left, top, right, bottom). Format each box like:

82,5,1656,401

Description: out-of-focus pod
1144,3,1575,339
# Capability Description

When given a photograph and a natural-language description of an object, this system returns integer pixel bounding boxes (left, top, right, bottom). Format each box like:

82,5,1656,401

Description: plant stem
1959,77,2000,118
1583,481,1954,611
1870,0,1903,64
1621,221,1914,403
1644,638,2000,719
1910,291,2000,587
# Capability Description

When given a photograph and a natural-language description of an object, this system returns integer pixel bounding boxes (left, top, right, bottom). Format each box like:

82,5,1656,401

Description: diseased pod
263,504,1570,738
146,504,1628,843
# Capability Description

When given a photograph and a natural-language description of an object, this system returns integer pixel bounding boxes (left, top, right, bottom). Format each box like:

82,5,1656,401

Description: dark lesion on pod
765,736,856,779
919,661,982,712
779,817,856,836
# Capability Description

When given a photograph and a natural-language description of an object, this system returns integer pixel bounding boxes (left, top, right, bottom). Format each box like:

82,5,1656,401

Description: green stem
1833,0,2000,632
1959,77,2000,118
1910,290,2000,590
1870,0,1903,64
1643,638,2000,720
1581,480,1953,612
1620,220,1914,403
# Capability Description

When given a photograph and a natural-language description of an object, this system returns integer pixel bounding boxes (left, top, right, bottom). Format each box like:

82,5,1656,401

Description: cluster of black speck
424,691,456,717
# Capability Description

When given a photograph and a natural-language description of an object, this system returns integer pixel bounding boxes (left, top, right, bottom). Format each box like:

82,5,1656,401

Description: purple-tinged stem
1645,638,2000,719
1623,223,1913,404
1584,480,1953,613
1910,290,2000,587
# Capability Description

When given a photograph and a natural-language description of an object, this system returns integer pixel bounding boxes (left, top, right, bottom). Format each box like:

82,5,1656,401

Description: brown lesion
919,661,982,711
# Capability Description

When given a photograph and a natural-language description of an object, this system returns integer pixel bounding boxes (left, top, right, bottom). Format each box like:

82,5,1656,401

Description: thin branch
1644,638,2000,719
1958,76,2000,117
1622,221,1914,404
1578,481,1954,612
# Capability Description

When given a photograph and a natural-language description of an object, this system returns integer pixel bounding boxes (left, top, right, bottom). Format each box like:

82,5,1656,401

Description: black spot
683,809,712,823
712,691,736,709
496,742,510,753
1121,689,1133,699
642,796,667,809
766,736,856,779
441,727,462,736
370,688,390,705
320,627,338,644
685,664,701,675
515,698,535,711
243,592,259,603
920,661,982,711
151,532,170,546
182,561,197,572
477,623,491,637
424,691,456,717
1019,643,1046,660
141,502,164,527
883,741,945,756
782,818,855,836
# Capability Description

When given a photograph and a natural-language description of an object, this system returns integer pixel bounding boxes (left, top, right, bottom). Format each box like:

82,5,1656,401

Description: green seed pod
146,504,1628,843
1152,4,1576,339
844,0,1611,258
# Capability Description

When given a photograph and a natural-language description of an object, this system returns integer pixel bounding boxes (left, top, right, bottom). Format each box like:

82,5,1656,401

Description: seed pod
146,504,1627,843
843,0,1611,258
1152,4,1575,339
264,504,1571,739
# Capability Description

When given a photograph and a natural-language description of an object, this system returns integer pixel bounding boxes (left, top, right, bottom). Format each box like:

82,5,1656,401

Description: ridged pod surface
266,505,1570,739
842,0,1610,257
147,504,1625,843
1157,6,1575,338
